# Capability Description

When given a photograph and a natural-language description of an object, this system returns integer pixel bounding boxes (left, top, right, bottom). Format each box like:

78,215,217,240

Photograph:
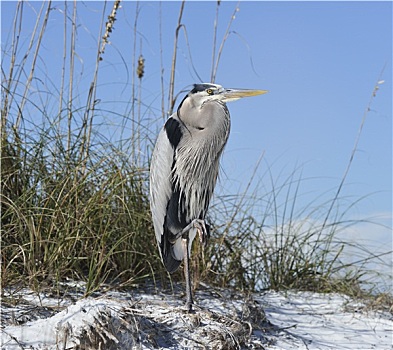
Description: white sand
1,285,392,349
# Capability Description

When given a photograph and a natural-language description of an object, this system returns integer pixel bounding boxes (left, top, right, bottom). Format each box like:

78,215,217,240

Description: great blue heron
149,83,267,312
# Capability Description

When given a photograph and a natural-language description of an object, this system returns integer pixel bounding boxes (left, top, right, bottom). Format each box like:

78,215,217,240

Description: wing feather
149,117,184,272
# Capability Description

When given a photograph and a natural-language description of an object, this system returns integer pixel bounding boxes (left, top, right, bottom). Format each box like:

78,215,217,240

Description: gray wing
149,117,184,272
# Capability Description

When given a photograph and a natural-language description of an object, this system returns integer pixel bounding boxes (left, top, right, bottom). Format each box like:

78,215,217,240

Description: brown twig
211,1,240,83
16,1,52,130
168,0,186,116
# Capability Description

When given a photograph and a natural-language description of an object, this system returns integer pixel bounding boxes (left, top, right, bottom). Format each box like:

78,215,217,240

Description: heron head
177,83,267,131
187,83,267,105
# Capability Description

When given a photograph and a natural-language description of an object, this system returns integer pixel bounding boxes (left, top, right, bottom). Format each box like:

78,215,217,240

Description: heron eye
206,89,214,95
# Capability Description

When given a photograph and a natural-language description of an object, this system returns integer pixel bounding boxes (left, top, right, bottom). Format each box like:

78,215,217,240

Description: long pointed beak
222,88,268,102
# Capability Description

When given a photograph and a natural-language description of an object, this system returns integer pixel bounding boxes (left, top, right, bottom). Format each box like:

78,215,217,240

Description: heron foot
185,300,193,313
171,219,210,247
189,219,209,247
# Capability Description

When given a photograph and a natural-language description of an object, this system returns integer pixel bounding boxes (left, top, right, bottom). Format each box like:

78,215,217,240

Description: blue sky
2,1,392,274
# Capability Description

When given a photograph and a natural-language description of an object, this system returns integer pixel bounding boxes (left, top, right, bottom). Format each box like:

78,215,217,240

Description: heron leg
171,219,209,312
182,235,193,312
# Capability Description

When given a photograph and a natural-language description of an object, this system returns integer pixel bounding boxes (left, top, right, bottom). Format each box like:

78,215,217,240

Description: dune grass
1,1,391,303
1,122,158,294
202,168,391,297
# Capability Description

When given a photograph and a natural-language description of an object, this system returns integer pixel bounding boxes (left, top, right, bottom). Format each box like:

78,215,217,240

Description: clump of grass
1,121,162,294
199,166,391,298
0,1,165,295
